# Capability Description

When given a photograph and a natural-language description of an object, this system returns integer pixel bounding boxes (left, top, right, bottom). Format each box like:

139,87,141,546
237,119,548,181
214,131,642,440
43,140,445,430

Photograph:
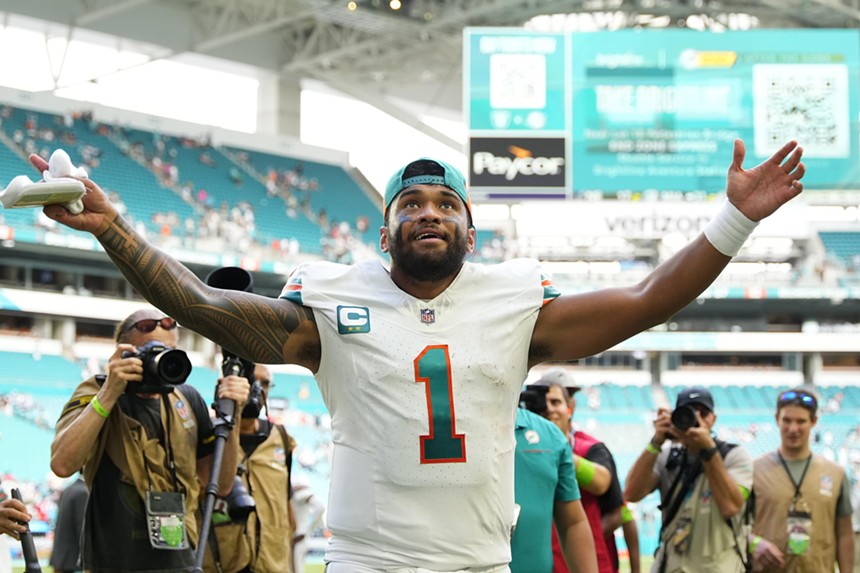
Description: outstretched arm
31,154,320,369
529,139,804,365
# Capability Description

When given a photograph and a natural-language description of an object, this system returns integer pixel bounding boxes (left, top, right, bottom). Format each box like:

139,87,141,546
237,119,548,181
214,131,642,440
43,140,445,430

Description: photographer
50,308,250,573
204,363,297,573
624,387,752,573
750,388,854,572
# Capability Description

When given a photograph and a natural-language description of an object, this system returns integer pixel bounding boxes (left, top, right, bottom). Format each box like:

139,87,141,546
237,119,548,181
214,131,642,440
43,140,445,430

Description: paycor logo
473,150,564,180
470,138,566,188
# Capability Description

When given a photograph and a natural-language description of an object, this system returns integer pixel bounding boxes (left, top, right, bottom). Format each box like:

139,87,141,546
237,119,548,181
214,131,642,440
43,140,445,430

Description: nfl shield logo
420,308,435,324
174,399,190,420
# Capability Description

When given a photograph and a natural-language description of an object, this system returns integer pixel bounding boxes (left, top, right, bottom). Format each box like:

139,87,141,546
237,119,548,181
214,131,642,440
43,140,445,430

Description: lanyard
131,393,180,493
777,452,812,502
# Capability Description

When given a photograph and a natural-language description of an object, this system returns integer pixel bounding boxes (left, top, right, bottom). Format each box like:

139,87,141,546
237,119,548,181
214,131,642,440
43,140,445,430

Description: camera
519,385,549,417
671,405,699,432
122,340,192,394
223,471,256,522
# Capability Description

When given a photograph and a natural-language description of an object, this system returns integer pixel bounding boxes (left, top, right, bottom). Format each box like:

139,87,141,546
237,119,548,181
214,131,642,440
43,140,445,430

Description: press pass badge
786,498,812,556
671,515,693,555
145,491,189,550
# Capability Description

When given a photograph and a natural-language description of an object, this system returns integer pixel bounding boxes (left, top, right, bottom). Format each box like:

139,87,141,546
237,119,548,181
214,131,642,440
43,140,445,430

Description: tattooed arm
31,154,321,370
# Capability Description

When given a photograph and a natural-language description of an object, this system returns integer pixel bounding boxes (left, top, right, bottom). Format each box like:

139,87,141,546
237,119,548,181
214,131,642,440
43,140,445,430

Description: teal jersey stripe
541,274,561,304
280,277,303,304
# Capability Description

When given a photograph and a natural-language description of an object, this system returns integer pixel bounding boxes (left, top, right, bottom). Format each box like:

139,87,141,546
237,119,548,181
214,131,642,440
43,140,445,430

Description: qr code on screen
753,64,850,158
489,54,546,109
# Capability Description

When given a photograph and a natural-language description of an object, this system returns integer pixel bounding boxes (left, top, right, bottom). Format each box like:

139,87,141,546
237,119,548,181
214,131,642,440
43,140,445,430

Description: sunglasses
778,390,817,410
128,317,178,333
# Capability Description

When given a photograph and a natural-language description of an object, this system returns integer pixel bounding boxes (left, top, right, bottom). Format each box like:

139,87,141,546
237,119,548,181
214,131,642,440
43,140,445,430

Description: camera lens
671,405,698,431
152,349,192,385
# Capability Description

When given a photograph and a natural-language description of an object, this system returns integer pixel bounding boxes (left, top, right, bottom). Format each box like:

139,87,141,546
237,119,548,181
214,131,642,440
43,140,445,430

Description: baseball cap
675,386,715,412
531,368,581,397
384,158,471,218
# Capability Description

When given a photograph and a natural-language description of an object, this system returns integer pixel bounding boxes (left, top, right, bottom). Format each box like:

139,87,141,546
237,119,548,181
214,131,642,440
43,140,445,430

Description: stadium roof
2,0,859,128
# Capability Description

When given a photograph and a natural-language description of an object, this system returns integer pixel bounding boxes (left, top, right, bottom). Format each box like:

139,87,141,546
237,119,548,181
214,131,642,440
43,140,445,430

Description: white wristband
703,200,758,257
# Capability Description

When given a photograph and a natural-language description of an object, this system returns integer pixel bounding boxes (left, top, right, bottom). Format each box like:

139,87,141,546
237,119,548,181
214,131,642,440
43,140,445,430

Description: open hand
29,153,118,235
726,139,804,222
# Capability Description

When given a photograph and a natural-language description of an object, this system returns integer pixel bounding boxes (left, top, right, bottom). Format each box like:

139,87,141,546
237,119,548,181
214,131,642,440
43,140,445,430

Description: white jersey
281,258,557,569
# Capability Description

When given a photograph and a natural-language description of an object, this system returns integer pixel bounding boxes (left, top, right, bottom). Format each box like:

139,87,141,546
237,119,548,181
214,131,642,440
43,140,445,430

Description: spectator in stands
49,308,249,572
511,389,597,573
30,140,805,571
204,364,297,573
625,387,753,573
533,369,630,573
50,474,87,573
750,387,854,572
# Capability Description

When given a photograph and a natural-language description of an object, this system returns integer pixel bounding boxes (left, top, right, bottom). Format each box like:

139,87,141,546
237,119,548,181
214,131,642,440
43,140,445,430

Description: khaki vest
204,424,296,573
57,377,202,544
654,465,746,573
752,452,844,573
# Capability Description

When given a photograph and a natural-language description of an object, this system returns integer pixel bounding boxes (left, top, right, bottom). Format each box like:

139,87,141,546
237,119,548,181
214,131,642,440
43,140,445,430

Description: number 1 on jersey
414,345,466,464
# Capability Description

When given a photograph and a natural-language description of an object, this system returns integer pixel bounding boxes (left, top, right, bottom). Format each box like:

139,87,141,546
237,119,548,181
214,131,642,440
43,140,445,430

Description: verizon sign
470,137,566,189
514,201,811,239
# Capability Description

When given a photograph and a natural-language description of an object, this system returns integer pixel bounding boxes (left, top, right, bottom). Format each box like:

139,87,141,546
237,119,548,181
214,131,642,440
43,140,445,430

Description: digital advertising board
465,28,860,200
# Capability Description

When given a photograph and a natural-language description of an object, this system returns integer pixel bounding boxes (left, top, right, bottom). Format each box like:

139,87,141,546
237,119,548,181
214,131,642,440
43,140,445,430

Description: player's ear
466,225,476,254
380,226,390,253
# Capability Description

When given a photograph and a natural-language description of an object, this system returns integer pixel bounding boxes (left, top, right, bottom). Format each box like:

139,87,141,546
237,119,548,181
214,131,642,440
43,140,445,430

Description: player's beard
388,223,469,283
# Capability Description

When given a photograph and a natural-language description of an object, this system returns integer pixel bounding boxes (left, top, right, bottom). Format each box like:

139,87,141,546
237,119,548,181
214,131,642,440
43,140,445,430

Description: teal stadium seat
223,145,379,250
0,106,196,236
819,231,860,267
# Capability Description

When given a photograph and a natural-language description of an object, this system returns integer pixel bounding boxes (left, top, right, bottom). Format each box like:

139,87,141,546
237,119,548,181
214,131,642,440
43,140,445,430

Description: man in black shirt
50,475,87,573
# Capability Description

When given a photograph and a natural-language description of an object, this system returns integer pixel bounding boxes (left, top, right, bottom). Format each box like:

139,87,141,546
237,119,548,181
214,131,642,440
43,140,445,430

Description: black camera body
224,470,256,522
671,405,699,431
519,385,549,417
122,340,192,394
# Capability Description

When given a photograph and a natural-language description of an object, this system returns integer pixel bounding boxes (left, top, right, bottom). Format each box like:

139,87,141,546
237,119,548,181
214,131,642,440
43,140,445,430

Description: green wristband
91,395,110,418
645,442,661,455
749,535,762,553
620,504,634,524
575,457,596,487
